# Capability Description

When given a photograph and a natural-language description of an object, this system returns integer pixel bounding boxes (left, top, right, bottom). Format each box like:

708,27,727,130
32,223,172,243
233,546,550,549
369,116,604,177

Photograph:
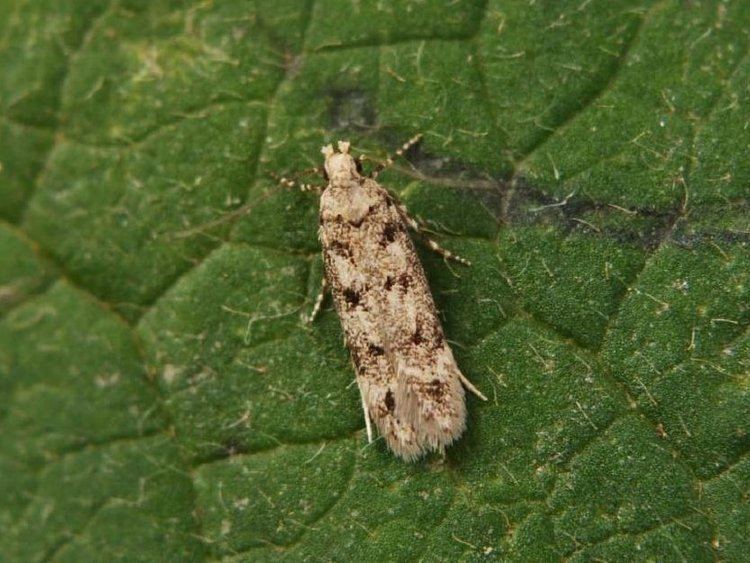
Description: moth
299,137,486,461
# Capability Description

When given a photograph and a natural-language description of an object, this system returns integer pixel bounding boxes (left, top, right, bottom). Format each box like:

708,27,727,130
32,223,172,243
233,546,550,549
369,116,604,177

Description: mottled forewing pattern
319,176,467,461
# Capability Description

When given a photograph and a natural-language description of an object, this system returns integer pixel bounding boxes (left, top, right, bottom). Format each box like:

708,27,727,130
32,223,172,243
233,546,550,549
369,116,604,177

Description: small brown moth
305,138,486,461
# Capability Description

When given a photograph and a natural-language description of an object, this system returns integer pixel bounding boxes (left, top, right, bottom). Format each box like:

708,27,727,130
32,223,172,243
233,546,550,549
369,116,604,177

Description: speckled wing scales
319,151,478,460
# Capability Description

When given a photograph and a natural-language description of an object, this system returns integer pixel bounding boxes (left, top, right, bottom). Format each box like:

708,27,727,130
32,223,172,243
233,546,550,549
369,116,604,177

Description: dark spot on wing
384,276,395,291
426,379,445,400
382,222,399,244
343,288,361,307
384,390,395,413
349,217,365,228
368,343,385,356
328,240,351,258
432,332,444,349
411,327,424,345
398,273,412,289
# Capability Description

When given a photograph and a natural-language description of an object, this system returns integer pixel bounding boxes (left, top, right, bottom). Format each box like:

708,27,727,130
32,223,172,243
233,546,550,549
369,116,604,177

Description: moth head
321,140,360,183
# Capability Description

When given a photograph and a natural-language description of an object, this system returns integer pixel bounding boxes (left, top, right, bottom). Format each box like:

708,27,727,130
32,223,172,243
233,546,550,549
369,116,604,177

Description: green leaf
2,1,749,561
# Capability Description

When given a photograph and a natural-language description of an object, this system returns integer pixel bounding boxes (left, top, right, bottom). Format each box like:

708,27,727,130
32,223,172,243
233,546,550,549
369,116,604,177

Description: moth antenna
269,171,324,194
371,133,423,179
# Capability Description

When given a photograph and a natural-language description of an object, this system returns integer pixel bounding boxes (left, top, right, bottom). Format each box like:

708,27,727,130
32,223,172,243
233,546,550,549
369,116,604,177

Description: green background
1,0,749,560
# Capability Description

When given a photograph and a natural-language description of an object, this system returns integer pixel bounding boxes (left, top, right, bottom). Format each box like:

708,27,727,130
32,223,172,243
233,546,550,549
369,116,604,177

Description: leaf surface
1,1,749,560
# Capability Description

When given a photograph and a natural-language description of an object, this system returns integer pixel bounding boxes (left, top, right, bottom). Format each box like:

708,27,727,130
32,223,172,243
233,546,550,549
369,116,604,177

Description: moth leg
393,198,472,266
269,170,325,194
361,392,374,443
458,373,488,401
371,133,423,179
305,275,328,324
422,238,471,266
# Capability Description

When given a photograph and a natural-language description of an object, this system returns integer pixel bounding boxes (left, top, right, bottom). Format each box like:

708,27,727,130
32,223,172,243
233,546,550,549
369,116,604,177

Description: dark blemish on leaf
507,177,683,250
674,230,750,248
385,390,395,413
221,438,246,457
343,288,361,307
403,140,504,201
326,88,376,131
394,140,697,253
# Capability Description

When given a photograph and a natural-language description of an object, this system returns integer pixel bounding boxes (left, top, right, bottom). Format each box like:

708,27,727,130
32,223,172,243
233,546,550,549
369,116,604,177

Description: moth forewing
317,140,484,461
